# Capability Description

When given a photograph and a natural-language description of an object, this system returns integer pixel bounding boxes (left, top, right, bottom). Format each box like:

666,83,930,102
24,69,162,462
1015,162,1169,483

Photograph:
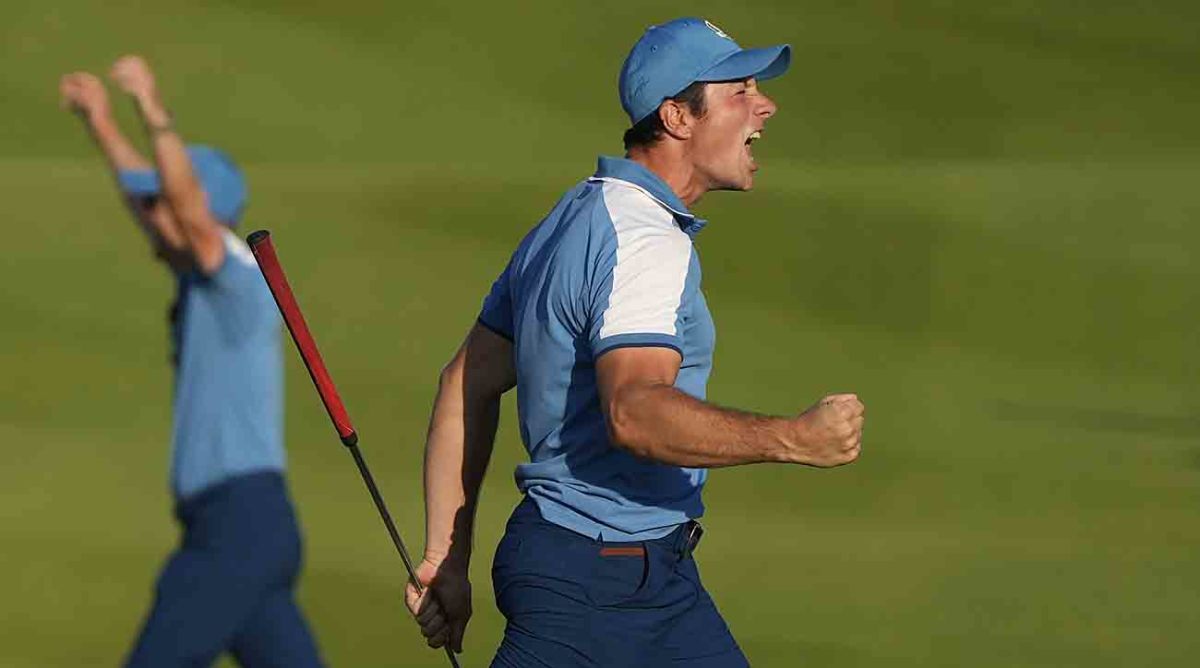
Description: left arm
110,55,225,274
59,72,189,262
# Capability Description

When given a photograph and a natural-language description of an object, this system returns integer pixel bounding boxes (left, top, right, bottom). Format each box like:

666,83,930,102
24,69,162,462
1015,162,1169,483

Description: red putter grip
247,230,358,446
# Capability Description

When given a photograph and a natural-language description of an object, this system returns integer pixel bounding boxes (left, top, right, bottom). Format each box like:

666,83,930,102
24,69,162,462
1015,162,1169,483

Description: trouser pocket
588,543,656,607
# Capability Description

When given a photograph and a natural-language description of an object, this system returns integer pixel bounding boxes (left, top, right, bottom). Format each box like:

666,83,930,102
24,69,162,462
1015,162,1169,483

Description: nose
757,92,778,119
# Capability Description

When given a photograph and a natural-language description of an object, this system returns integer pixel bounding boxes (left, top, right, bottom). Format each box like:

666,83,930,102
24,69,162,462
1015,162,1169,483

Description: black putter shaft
349,434,461,668
347,439,422,590
247,230,461,668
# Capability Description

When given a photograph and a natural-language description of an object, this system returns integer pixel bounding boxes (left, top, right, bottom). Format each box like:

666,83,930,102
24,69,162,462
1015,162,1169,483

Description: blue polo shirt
479,156,715,541
170,229,285,500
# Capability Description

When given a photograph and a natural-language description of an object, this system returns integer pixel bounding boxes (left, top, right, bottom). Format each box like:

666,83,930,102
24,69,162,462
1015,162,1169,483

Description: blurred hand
59,72,110,120
404,557,471,653
786,393,864,467
109,55,158,101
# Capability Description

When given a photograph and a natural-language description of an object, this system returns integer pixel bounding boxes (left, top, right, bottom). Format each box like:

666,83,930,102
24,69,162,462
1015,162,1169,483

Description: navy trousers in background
125,471,324,668
490,498,750,667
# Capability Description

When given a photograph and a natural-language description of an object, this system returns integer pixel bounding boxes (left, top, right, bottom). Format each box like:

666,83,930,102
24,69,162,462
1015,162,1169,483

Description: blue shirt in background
170,229,285,500
479,156,716,541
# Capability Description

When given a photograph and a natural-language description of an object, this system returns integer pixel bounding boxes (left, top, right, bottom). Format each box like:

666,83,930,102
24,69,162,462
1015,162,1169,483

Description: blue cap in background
619,17,791,125
118,145,247,227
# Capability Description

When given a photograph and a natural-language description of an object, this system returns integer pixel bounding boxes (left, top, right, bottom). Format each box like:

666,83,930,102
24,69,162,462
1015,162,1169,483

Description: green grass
1,1,1198,666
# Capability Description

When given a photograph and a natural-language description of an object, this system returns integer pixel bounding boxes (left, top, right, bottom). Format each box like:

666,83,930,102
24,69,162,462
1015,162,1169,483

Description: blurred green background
2,1,1197,666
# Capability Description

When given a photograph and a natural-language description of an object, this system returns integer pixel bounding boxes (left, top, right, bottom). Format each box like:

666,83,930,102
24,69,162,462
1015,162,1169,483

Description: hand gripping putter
247,230,462,668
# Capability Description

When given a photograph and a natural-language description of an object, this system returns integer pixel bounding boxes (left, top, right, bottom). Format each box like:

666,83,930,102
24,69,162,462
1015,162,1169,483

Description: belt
596,520,703,561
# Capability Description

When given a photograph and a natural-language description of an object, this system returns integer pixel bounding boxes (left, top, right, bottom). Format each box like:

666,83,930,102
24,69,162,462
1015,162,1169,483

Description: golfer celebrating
61,57,324,667
406,18,864,666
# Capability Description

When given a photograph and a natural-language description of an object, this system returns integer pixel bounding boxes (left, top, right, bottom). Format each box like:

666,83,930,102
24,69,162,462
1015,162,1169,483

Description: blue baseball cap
118,145,247,227
619,18,791,125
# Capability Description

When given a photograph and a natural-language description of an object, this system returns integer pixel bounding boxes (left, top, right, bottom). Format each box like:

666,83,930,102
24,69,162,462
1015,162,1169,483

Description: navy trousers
125,472,324,668
490,498,749,667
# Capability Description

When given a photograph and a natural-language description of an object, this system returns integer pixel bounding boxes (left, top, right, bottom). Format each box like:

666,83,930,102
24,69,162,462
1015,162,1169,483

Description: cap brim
697,44,791,83
118,169,162,197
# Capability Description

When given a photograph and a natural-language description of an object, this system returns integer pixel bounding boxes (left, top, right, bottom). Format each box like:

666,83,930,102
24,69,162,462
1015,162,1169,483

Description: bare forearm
137,95,207,225
153,129,209,224
422,365,500,567
78,111,186,253
130,91,222,269
609,383,795,467
86,113,152,172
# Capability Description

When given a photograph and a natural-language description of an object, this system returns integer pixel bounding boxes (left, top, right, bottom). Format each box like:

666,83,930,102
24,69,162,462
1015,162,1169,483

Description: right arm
110,56,226,274
421,323,516,569
404,322,516,653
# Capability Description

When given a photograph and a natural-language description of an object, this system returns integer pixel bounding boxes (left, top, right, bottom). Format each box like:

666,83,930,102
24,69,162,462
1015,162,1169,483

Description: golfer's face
132,197,186,268
691,77,777,192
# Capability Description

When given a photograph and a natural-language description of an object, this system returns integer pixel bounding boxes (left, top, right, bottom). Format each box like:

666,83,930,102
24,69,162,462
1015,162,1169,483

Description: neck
626,143,707,208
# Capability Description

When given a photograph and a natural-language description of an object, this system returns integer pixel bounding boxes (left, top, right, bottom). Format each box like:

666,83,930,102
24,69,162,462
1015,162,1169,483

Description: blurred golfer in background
61,56,324,667
406,17,865,667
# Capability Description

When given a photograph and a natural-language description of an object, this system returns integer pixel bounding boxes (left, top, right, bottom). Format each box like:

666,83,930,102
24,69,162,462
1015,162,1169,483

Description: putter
247,230,462,668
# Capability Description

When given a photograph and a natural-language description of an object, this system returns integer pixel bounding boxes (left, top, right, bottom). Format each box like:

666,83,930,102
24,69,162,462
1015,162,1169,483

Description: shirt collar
588,156,708,236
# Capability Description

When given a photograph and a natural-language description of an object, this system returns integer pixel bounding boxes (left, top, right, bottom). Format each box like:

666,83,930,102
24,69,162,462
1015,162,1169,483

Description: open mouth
745,130,762,167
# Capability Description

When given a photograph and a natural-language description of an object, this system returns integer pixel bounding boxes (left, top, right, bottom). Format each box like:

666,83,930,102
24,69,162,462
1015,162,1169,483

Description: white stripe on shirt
598,181,692,339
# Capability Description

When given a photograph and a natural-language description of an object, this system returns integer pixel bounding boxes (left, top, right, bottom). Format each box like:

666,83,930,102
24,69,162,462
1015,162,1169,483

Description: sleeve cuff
593,332,682,359
477,316,514,342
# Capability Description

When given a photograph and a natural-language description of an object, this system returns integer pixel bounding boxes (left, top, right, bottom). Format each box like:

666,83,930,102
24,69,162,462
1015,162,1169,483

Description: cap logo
704,20,732,40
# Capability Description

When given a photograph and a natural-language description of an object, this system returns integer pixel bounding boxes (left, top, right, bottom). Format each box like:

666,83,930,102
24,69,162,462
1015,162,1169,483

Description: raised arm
405,322,516,653
109,55,225,274
60,72,188,258
597,346,864,468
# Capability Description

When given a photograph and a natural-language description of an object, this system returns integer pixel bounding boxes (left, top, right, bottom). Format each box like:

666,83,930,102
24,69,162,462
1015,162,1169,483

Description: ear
659,99,695,140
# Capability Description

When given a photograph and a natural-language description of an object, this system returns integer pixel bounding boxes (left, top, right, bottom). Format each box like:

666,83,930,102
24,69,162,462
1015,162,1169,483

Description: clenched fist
109,55,158,101
59,72,110,119
785,393,865,467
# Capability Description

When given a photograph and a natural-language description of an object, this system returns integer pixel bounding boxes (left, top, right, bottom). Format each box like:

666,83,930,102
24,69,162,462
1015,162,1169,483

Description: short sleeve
203,229,273,340
588,222,692,359
477,257,514,340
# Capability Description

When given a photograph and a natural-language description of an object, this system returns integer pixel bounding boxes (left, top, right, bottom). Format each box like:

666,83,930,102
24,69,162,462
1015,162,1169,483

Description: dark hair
622,81,708,151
